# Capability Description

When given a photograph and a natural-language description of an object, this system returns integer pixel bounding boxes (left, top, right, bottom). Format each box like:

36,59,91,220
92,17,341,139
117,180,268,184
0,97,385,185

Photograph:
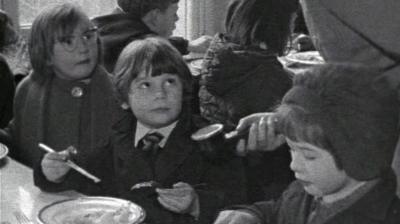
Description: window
12,0,188,38
18,0,117,25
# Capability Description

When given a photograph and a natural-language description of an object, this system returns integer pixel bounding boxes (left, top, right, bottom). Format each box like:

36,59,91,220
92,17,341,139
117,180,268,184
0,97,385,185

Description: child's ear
141,9,161,32
121,102,130,110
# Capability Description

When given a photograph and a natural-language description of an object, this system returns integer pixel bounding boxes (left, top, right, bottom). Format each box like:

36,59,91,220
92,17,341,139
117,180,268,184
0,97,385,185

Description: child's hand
156,182,200,217
230,113,285,156
213,210,260,224
188,35,213,53
41,148,74,183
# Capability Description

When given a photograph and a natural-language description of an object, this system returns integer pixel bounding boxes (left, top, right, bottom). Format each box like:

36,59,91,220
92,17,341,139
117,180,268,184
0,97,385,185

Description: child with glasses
213,64,400,224
0,3,119,194
90,36,246,224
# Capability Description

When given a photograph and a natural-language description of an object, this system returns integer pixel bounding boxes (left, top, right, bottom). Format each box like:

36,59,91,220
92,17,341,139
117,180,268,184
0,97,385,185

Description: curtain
175,0,230,40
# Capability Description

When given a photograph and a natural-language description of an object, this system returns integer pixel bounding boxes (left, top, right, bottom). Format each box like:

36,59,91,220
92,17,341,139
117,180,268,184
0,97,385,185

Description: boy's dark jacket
34,109,247,224
92,12,189,73
101,111,247,224
240,170,400,224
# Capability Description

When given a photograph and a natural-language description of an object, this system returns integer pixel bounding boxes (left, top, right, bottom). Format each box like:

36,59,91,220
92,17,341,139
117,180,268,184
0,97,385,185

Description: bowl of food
38,197,145,224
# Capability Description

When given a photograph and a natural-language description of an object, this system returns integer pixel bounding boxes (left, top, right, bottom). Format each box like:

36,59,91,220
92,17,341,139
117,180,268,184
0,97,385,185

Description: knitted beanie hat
281,63,399,180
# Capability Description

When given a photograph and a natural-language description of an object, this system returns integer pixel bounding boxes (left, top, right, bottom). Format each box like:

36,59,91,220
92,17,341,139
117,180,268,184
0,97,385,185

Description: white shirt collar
134,121,178,148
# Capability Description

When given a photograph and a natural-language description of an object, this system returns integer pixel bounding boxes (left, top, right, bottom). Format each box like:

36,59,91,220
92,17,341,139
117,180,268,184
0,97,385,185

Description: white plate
38,197,145,224
285,51,324,65
0,142,8,159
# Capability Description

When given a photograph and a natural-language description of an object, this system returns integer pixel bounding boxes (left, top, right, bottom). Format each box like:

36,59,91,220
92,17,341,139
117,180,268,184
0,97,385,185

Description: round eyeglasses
57,27,98,52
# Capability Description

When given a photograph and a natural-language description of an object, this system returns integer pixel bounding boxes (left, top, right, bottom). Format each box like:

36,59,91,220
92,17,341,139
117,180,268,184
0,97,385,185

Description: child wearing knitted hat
213,63,400,224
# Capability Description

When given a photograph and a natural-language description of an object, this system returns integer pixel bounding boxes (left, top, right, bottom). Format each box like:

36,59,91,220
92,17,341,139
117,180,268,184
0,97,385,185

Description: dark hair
29,3,100,80
225,0,298,55
275,63,399,177
113,36,193,109
117,0,179,18
0,10,16,48
275,104,343,169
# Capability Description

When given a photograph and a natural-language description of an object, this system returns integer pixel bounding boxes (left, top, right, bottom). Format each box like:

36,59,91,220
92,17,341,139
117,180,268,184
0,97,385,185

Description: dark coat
0,66,117,171
199,33,293,128
92,12,189,73
199,34,294,202
95,111,248,224
241,170,400,224
0,54,14,128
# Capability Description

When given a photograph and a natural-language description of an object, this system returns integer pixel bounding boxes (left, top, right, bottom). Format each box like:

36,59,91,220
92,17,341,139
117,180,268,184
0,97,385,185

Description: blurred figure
0,9,31,84
92,0,212,73
0,54,14,128
0,10,16,129
198,0,298,202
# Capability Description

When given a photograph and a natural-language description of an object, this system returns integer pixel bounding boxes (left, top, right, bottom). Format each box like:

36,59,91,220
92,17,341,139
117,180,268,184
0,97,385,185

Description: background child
0,9,31,84
0,54,14,128
92,0,212,73
213,63,400,224
199,0,298,202
92,37,246,224
0,3,118,194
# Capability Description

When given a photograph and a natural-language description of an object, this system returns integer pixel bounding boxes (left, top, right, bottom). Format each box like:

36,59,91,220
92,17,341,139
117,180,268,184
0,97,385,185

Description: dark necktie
137,132,164,176
137,132,164,155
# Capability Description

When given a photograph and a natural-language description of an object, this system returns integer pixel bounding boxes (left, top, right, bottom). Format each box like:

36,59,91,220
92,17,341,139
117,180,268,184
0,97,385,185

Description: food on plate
63,205,133,224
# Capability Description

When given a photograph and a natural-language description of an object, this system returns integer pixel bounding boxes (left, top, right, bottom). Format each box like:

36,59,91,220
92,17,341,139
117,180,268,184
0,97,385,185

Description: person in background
0,3,118,195
231,0,400,196
0,10,15,128
0,9,31,84
92,0,212,73
0,54,15,128
213,63,400,224
198,0,298,202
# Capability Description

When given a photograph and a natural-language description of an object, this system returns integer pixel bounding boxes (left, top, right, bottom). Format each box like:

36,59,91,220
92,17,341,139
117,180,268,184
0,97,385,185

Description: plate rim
0,143,9,159
37,196,146,224
285,51,324,65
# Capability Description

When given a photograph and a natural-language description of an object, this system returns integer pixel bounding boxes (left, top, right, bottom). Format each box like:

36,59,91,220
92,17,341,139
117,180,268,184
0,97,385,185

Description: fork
13,210,33,224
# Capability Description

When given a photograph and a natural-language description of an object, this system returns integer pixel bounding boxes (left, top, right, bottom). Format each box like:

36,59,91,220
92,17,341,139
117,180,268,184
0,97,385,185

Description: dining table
0,157,82,224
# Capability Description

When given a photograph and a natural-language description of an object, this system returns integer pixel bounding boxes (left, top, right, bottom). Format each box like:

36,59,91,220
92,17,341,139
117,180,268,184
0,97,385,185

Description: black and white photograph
1,0,400,223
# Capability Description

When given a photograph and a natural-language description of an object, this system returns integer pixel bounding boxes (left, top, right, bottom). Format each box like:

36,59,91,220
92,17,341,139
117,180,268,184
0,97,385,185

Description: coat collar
345,169,398,221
